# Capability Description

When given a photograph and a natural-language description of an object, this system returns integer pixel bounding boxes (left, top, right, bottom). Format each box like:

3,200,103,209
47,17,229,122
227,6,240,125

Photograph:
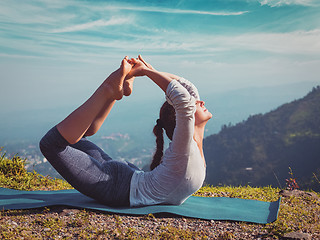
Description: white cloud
139,29,320,57
1,0,319,65
50,17,132,33
105,5,249,16
0,0,74,24
2,24,319,65
221,29,320,55
258,0,318,7
0,0,247,28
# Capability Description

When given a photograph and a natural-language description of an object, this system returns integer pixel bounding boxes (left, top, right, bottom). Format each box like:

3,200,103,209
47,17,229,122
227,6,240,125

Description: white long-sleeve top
129,78,206,207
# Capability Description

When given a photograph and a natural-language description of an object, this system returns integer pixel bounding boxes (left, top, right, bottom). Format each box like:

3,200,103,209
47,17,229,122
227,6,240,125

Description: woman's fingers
126,55,151,69
138,55,147,65
138,55,153,69
124,56,151,77
130,58,138,64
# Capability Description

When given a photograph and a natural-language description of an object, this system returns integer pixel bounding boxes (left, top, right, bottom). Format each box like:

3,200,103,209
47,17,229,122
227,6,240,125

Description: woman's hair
150,101,176,170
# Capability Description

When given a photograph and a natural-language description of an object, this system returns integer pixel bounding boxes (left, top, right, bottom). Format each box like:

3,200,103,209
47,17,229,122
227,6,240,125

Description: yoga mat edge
0,187,280,224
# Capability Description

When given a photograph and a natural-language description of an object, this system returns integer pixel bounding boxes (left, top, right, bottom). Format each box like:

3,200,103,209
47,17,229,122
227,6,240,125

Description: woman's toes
120,57,133,76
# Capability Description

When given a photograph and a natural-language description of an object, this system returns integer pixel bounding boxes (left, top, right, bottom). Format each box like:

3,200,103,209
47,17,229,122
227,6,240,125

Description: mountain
203,86,320,191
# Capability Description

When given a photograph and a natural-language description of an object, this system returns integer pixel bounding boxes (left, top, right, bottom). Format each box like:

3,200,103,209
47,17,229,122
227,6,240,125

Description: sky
0,0,320,141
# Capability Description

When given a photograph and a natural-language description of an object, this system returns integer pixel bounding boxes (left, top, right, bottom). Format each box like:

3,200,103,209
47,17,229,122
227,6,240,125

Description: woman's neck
193,125,206,167
194,126,204,146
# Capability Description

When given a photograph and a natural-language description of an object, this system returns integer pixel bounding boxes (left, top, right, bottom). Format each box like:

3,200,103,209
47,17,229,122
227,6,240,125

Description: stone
283,231,311,240
280,190,319,200
59,208,80,216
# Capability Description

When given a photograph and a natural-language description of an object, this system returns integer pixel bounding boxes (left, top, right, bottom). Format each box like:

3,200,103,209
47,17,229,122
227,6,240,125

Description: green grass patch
195,184,280,202
0,148,72,191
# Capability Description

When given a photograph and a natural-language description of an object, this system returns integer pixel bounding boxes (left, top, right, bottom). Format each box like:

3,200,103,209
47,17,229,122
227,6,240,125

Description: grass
195,184,280,202
1,148,320,239
0,149,72,191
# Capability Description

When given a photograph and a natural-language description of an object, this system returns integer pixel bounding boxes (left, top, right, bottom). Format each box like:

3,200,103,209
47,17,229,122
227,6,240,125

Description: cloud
131,28,320,56
0,53,43,60
258,0,318,7
1,0,319,66
168,29,319,62
3,24,319,64
224,29,320,55
50,17,132,33
106,5,249,16
0,0,74,24
42,28,320,62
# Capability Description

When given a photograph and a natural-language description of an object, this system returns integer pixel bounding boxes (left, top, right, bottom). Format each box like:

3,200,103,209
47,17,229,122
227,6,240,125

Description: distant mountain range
204,86,320,191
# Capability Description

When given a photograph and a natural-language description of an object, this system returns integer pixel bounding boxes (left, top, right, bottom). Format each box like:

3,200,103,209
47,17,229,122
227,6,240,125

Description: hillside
204,86,320,191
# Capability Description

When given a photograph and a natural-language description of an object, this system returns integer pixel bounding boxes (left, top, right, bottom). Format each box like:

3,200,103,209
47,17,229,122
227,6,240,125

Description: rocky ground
1,153,319,239
1,189,319,239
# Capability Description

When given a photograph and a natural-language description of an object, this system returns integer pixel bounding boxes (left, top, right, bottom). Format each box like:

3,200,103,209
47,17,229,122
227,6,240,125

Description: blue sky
0,0,319,132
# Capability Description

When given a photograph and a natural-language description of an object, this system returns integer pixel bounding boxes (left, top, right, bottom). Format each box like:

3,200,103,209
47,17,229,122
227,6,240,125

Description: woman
39,55,212,207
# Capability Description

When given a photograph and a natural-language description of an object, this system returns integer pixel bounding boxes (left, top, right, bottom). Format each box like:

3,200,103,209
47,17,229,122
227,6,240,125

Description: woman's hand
127,58,149,77
127,55,172,93
138,55,155,70
138,55,180,80
123,56,149,96
126,55,154,78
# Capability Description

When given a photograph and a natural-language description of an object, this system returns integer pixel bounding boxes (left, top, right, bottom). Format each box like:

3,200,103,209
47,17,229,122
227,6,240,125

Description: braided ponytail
150,120,164,170
150,102,176,170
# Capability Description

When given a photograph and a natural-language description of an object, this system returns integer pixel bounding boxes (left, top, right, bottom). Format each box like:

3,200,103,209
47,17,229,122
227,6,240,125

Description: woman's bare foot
122,55,154,96
105,57,132,100
120,56,133,76
123,57,148,96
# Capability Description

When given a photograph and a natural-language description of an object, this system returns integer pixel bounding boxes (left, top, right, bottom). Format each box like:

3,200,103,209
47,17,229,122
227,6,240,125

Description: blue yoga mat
0,187,280,224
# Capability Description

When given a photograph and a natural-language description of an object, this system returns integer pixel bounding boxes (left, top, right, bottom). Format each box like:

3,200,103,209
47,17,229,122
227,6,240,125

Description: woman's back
129,80,206,207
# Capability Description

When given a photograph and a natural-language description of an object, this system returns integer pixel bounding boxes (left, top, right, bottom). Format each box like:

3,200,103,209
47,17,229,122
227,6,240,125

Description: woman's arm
137,55,181,81
129,58,173,92
144,68,173,92
131,56,200,102
130,56,196,154
166,80,196,155
159,72,180,81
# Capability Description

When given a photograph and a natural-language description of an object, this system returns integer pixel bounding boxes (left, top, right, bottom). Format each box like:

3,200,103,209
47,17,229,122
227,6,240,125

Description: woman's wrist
144,68,157,77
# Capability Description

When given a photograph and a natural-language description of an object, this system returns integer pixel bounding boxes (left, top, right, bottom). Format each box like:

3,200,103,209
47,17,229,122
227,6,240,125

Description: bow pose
40,55,212,207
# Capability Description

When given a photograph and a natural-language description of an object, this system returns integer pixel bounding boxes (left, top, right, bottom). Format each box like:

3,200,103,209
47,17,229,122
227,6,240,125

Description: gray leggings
39,126,139,207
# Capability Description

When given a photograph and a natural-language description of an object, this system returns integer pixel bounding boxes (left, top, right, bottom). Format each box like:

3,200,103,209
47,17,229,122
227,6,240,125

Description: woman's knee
39,126,69,155
39,132,50,154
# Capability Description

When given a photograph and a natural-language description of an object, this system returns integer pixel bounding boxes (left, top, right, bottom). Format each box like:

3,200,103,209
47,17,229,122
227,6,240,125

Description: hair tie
156,119,164,128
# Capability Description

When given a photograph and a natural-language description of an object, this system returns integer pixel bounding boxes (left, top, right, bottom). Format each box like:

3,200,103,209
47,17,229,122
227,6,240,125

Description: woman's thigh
71,137,112,164
40,127,134,206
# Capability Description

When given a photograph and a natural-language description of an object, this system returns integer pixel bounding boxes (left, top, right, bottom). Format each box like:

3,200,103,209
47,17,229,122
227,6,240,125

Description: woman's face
195,100,212,126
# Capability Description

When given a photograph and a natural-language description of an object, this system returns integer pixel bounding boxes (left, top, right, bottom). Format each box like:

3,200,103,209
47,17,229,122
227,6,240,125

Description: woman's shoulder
165,80,196,107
